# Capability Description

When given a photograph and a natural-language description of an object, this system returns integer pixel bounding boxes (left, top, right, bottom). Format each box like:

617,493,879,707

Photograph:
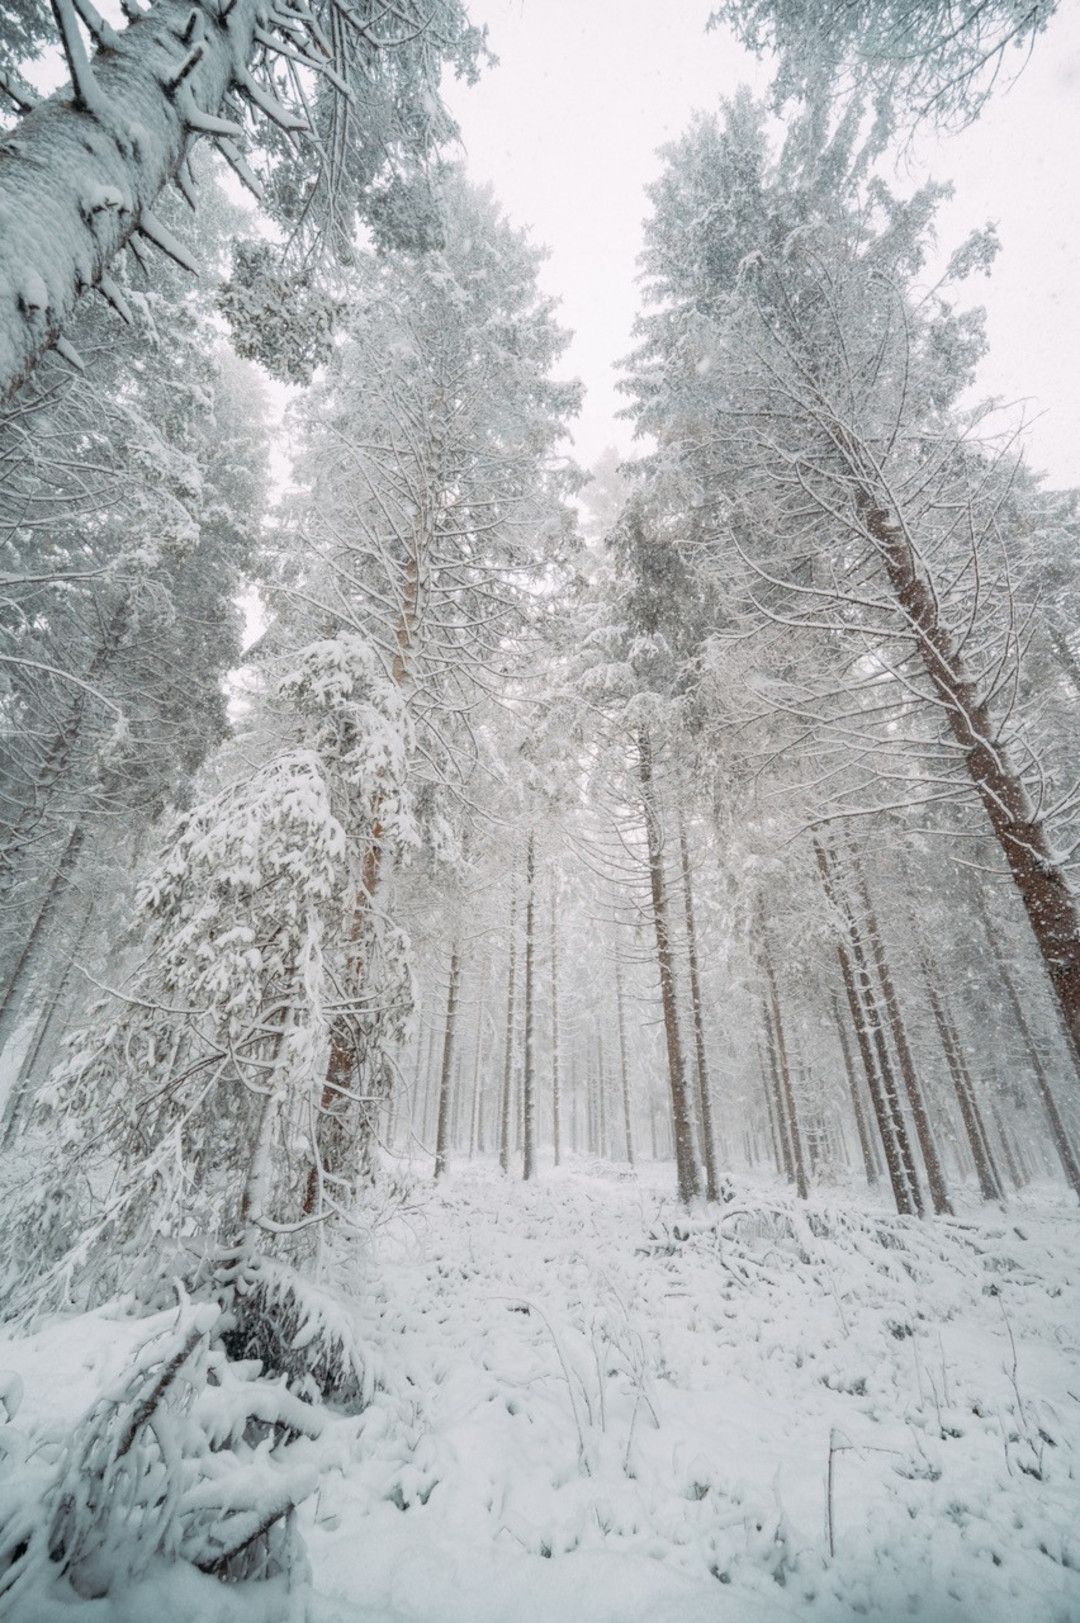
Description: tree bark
757,910,809,1199
614,950,635,1166
0,0,268,399
854,872,952,1216
0,823,84,1067
522,832,537,1181
637,727,700,1202
678,812,719,1199
815,841,923,1215
760,1008,794,1183
831,991,877,1186
1,883,94,1145
972,885,1080,1199
921,964,1003,1202
864,497,1080,1076
433,944,461,1180
468,969,486,1159
499,889,518,1175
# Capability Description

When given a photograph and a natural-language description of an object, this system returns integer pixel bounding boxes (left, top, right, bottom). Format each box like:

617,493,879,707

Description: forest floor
2,1158,1079,1621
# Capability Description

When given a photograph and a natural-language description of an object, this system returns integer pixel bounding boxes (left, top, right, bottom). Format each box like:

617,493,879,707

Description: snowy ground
3,1159,1079,1621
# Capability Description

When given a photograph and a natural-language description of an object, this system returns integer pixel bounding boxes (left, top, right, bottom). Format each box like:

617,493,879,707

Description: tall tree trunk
757,911,809,1199
0,823,84,1068
614,951,635,1166
433,944,462,1181
972,886,1080,1199
815,841,923,1215
1,885,94,1145
499,890,518,1176
760,1010,794,1183
678,811,719,1200
636,727,700,1202
863,496,1080,1073
522,832,537,1181
468,969,486,1159
595,1031,608,1160
990,1100,1026,1191
921,963,1003,1202
550,883,561,1168
756,1037,786,1177
853,872,952,1217
831,992,878,1186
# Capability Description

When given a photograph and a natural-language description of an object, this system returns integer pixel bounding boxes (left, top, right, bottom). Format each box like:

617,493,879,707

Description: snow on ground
303,1158,1080,1623
3,1158,1079,1621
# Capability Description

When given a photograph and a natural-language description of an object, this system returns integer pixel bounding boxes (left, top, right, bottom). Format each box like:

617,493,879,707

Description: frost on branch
218,240,338,386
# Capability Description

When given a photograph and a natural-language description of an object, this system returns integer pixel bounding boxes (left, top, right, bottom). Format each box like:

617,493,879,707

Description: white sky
445,0,1080,487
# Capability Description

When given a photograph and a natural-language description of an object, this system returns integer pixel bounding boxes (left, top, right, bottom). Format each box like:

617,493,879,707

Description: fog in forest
1,2,1079,1619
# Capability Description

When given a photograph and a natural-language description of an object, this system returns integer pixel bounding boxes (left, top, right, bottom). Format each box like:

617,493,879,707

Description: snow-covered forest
1,1,1078,1618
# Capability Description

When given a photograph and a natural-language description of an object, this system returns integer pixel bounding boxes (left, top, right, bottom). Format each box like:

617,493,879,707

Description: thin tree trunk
522,832,537,1181
815,841,923,1216
499,890,518,1176
921,964,1003,1202
678,812,719,1200
0,824,85,1063
972,887,1080,1199
1,886,95,1144
757,1037,785,1176
758,913,809,1199
468,969,486,1159
854,872,952,1216
990,1100,1026,1191
614,951,635,1166
760,1005,794,1183
433,944,461,1180
831,992,877,1186
595,1031,607,1160
637,728,700,1202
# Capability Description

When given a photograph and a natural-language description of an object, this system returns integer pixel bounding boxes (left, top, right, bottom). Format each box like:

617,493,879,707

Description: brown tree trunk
1,881,94,1145
595,1031,608,1160
499,890,518,1175
614,951,635,1166
433,944,462,1181
678,812,719,1200
757,911,809,1199
972,887,1080,1199
815,841,923,1215
468,969,486,1159
990,1100,1026,1191
854,872,952,1216
865,498,1080,1076
0,823,85,1071
921,965,1003,1202
637,727,700,1202
760,1011,794,1182
831,991,877,1186
522,833,537,1181
757,1036,786,1176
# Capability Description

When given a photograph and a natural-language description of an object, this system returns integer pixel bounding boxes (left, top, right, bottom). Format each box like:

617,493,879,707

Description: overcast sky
445,0,1080,488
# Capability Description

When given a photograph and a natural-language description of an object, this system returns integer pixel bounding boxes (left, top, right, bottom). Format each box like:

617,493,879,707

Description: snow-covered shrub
0,1305,323,1612
220,1253,377,1414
